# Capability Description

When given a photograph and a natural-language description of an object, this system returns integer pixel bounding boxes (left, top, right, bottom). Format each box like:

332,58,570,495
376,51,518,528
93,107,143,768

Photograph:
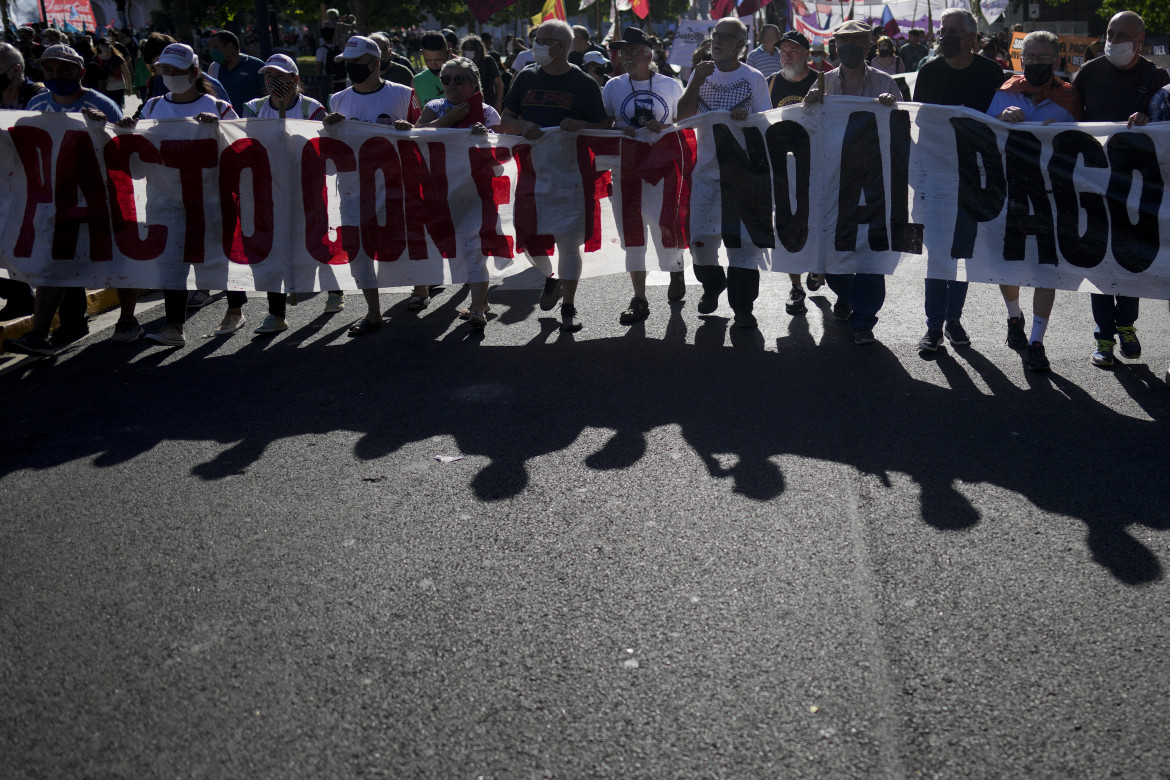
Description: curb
0,288,122,349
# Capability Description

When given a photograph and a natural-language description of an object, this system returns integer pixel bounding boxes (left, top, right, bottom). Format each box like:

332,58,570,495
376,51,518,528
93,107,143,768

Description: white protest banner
667,18,720,68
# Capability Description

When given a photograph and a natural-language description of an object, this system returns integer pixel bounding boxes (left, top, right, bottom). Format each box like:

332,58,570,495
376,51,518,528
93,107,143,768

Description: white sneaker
324,292,345,313
145,323,185,347
254,313,288,334
214,312,246,335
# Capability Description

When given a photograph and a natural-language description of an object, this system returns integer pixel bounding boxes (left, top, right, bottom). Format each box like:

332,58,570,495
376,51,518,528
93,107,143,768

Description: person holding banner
415,57,501,330
803,20,899,345
500,18,609,333
1072,11,1168,368
676,17,771,330
602,26,686,325
912,8,1005,354
987,30,1082,372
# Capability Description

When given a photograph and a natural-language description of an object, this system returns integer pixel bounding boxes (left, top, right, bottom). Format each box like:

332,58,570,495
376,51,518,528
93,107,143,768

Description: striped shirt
746,45,783,78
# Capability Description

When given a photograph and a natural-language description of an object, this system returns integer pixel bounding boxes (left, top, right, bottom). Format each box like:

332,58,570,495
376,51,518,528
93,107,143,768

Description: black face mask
1024,63,1053,87
940,35,963,58
837,44,865,69
878,48,892,57
345,61,374,84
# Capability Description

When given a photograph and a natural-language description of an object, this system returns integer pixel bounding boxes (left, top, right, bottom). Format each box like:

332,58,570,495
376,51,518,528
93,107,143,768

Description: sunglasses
440,74,471,85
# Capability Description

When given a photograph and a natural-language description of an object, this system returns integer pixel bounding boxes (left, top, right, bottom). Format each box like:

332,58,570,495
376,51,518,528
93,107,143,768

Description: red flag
468,0,518,24
632,0,649,18
711,0,737,17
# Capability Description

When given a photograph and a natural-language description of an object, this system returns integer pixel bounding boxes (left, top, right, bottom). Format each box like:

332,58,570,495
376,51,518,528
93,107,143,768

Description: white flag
616,0,633,10
579,0,596,8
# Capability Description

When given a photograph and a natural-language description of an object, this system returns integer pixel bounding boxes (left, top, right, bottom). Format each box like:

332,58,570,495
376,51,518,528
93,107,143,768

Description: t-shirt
479,56,503,107
986,89,1076,124
746,46,783,78
381,59,415,89
1073,55,1170,123
1150,84,1170,123
208,54,267,114
768,69,817,107
695,63,771,114
328,81,422,124
913,54,1005,112
141,93,237,120
413,68,443,104
602,73,684,127
242,94,327,120
511,50,535,72
25,88,123,120
503,65,606,128
424,97,502,127
900,43,929,73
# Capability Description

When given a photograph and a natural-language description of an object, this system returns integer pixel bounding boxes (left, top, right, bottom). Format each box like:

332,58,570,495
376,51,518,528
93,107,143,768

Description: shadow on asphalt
3,289,1169,586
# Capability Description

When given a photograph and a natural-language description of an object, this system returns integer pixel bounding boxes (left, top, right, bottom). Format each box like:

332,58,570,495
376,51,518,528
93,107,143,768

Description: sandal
458,304,491,320
467,310,488,330
347,317,383,337
406,294,430,311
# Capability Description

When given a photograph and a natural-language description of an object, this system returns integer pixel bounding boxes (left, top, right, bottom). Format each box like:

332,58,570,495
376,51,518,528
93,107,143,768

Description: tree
1099,0,1169,34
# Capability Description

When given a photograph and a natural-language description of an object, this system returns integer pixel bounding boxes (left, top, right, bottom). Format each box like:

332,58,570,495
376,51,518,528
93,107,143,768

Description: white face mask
163,74,194,94
1103,40,1135,67
532,43,554,69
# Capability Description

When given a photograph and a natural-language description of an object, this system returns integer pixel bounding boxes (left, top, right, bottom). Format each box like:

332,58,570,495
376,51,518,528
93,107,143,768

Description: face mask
44,77,81,96
346,61,374,84
879,48,892,57
162,74,194,93
462,49,476,60
1024,63,1053,87
940,35,963,58
210,48,225,64
532,43,554,69
837,44,864,69
1103,41,1134,67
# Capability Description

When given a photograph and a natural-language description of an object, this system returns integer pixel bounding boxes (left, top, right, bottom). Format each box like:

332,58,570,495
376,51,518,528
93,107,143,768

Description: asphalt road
3,271,1169,778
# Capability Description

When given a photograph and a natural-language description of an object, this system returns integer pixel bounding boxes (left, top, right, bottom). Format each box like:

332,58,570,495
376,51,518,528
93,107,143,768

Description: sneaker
806,273,825,291
944,320,970,346
186,290,212,309
560,303,582,332
1091,337,1114,367
146,323,186,347
214,312,246,335
539,277,562,311
467,310,488,330
3,333,55,356
111,316,144,343
1025,342,1050,372
667,271,685,301
733,311,758,329
785,287,807,315
1005,316,1027,350
324,292,345,313
619,296,649,324
1116,325,1141,359
832,298,851,322
0,300,35,320
853,327,875,345
50,322,90,347
918,328,944,352
254,314,287,334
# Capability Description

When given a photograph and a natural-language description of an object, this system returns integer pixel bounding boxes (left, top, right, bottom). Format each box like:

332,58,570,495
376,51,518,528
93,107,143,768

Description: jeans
826,273,885,330
1090,293,1139,340
924,278,968,329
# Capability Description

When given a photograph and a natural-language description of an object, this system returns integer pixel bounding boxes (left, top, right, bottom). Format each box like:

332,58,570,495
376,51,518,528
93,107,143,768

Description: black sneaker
619,296,649,324
785,287,807,315
918,328,944,352
1006,315,1027,350
1025,342,1050,372
733,311,758,329
560,303,582,332
4,333,55,356
51,322,90,348
538,277,562,311
832,298,851,322
853,327,875,345
944,320,970,346
806,273,824,291
667,271,685,301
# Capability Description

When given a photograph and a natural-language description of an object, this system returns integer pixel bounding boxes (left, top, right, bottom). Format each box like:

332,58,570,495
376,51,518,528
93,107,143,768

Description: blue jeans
924,278,968,329
826,273,885,330
1090,293,1139,340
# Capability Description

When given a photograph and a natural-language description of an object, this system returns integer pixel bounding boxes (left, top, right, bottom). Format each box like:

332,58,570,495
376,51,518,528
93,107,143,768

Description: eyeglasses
711,31,741,42
440,74,471,85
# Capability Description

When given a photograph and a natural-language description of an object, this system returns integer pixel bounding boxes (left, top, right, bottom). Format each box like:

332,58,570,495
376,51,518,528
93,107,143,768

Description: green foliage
1099,0,1169,34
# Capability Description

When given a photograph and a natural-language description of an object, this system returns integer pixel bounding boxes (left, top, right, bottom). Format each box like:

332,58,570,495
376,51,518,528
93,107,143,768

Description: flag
468,0,518,23
737,0,772,15
579,0,597,8
710,0,736,17
531,0,566,26
632,0,649,18
616,0,632,10
843,0,854,21
881,5,899,37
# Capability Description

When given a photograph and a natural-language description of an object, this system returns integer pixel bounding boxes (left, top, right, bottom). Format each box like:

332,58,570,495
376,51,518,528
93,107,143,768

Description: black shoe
0,300,35,320
1025,342,1050,371
560,303,582,332
667,271,685,301
538,278,562,311
1006,315,1027,350
4,333,55,356
918,328,944,352
733,311,758,329
853,327,875,345
51,322,90,347
806,273,824,291
832,298,851,322
785,287,807,315
619,296,649,324
944,319,970,346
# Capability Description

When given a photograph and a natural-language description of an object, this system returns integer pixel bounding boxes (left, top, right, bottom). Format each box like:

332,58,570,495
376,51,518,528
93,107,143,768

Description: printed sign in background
1009,31,1099,75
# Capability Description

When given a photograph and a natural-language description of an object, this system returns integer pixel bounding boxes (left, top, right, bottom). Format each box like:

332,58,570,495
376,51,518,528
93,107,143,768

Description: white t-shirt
243,94,328,120
328,81,421,124
512,50,534,71
141,93,238,120
695,63,771,115
603,73,684,127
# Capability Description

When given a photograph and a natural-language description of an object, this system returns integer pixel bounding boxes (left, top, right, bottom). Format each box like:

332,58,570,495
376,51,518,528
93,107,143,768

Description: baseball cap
155,43,197,70
36,44,84,68
334,35,380,62
583,51,608,66
779,31,811,50
259,53,298,75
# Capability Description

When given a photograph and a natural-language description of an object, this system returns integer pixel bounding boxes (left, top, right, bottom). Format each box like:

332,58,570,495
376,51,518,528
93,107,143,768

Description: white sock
1030,315,1048,344
1005,299,1023,318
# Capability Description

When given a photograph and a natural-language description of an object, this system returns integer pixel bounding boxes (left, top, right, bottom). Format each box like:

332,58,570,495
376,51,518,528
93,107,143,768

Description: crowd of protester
1,9,1168,377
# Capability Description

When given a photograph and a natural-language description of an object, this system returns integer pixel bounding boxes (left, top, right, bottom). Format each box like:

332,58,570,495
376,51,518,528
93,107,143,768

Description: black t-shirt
768,70,817,107
1073,55,1170,122
479,55,502,106
380,59,414,89
913,54,1005,112
503,64,606,128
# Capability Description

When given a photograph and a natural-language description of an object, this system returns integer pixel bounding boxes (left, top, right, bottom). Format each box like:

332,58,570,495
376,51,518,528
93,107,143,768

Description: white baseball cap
259,53,298,75
582,51,608,67
334,36,380,62
156,43,197,70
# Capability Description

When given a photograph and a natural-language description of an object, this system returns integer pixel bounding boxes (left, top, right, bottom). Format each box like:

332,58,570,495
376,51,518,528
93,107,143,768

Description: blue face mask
44,77,81,96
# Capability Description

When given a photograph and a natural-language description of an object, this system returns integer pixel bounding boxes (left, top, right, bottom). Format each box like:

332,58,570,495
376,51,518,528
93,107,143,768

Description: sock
1030,315,1048,344
1005,299,1023,318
